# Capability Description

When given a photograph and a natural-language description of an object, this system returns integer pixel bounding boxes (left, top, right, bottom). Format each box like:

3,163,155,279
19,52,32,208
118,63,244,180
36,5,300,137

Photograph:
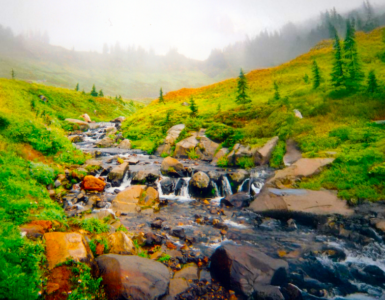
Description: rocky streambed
50,120,385,300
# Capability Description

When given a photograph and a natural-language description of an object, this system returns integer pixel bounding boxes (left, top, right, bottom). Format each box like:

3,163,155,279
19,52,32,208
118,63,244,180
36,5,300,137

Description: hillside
121,27,385,202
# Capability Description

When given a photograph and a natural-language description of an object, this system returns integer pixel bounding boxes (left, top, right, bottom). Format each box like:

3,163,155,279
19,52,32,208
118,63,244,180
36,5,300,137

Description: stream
67,122,385,300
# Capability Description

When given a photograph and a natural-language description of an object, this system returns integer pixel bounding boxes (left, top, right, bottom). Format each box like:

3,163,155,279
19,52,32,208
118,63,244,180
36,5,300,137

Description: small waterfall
211,181,220,197
251,181,264,195
238,178,250,193
156,177,164,197
106,172,131,193
180,177,191,198
222,176,233,196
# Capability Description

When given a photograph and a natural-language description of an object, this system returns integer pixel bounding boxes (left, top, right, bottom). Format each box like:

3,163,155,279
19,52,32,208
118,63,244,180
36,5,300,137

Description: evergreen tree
217,103,221,113
99,89,104,97
303,74,309,84
75,83,79,91
330,25,345,87
90,84,98,97
344,19,364,89
11,69,15,79
236,69,251,106
273,81,280,101
189,97,198,117
159,88,164,104
312,60,321,89
367,70,378,93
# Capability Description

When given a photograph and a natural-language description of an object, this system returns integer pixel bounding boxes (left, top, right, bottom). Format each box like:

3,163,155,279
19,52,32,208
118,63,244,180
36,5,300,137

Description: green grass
72,218,110,234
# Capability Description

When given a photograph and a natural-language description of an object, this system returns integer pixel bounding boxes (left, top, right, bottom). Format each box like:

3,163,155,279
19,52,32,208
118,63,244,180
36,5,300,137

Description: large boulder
210,244,288,298
195,130,220,161
118,139,131,149
161,157,185,177
268,158,334,188
221,192,251,208
228,169,250,192
69,135,84,143
111,116,126,123
81,175,106,192
211,147,229,166
227,144,253,166
189,171,212,198
81,113,91,123
250,188,353,216
107,162,129,184
44,232,94,270
253,136,279,166
96,254,170,300
108,231,136,255
132,170,160,185
174,134,199,158
283,139,302,166
65,119,90,130
96,137,114,148
156,124,185,155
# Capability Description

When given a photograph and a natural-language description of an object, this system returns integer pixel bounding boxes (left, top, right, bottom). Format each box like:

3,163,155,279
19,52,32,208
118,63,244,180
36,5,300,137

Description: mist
0,0,384,60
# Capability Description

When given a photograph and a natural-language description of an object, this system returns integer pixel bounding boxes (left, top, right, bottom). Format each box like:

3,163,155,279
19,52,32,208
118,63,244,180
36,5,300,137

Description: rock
81,175,106,192
107,162,129,184
64,119,90,130
283,139,302,166
132,170,160,185
293,109,303,119
151,219,164,229
19,220,52,239
96,254,170,300
160,177,174,195
105,126,117,135
211,148,229,166
189,171,212,198
112,185,158,214
69,135,84,143
210,244,288,298
221,192,251,208
171,228,186,239
81,113,91,123
374,219,385,233
228,169,249,191
145,232,162,246
174,265,199,281
117,139,131,149
253,136,279,166
108,231,136,255
127,157,140,165
168,278,189,298
227,144,253,166
182,102,189,106
161,157,185,177
96,137,115,148
44,232,93,270
207,170,222,182
195,133,220,161
268,158,335,188
111,116,126,123
250,188,353,216
140,187,159,206
156,124,185,155
174,134,199,158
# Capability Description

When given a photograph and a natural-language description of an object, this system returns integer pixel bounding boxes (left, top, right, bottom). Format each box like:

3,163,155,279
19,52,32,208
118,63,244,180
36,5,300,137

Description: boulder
174,134,199,158
105,126,117,135
283,139,302,166
210,244,288,298
161,157,185,177
227,144,253,166
189,171,212,198
108,231,136,255
44,232,93,270
132,170,160,185
112,185,159,214
174,265,199,281
81,175,106,192
221,192,251,208
228,169,250,191
140,186,159,206
293,109,303,119
250,188,353,216
160,177,174,195
211,148,229,166
168,278,189,298
96,137,114,148
117,139,131,149
81,113,91,123
268,158,334,188
19,220,52,239
107,162,129,184
195,130,220,161
156,124,185,155
253,136,279,166
69,135,84,143
112,116,126,123
64,119,89,130
96,254,170,300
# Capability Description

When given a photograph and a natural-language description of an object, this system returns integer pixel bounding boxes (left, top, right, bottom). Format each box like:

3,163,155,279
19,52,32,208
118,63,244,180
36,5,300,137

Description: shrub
236,157,254,169
270,141,286,168
72,218,109,234
217,156,228,167
206,123,234,142
186,148,199,160
29,162,57,185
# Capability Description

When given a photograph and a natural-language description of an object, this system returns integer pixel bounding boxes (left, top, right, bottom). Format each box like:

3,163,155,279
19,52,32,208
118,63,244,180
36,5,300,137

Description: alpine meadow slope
122,27,385,203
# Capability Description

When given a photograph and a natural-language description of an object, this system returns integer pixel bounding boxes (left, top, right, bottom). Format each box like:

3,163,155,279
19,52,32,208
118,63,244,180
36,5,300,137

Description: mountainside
122,27,385,202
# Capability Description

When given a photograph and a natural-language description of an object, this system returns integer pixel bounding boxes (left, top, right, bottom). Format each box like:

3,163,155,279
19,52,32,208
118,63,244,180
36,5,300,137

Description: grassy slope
0,79,140,299
122,28,385,202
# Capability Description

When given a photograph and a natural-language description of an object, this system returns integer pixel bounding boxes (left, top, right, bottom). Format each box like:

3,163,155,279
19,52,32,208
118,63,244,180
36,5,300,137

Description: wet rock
117,139,131,149
228,169,250,191
161,157,185,177
132,170,160,185
174,265,199,281
160,177,174,194
145,232,162,246
253,136,279,166
220,192,251,208
69,135,84,143
171,228,186,239
189,171,214,198
111,185,146,214
96,137,115,148
108,231,136,255
284,139,302,166
151,218,164,229
81,175,106,192
107,162,129,184
168,278,189,298
95,201,108,208
44,232,93,270
210,243,288,298
96,254,170,300
207,170,222,183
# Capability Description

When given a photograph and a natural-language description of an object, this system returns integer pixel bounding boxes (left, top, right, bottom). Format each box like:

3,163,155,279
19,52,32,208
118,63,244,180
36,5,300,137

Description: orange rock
44,232,93,270
46,283,60,295
166,240,177,250
81,175,106,192
31,220,52,231
46,266,72,300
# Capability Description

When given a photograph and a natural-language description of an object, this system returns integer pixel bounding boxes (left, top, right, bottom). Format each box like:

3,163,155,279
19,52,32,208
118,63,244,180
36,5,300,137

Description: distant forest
0,1,384,97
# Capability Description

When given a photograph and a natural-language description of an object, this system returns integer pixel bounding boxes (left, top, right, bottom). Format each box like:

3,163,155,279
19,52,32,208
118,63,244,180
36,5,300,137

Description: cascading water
238,178,250,193
211,181,220,197
221,175,233,196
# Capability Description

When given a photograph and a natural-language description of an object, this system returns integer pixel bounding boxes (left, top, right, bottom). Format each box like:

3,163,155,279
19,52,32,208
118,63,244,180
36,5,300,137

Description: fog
0,0,384,60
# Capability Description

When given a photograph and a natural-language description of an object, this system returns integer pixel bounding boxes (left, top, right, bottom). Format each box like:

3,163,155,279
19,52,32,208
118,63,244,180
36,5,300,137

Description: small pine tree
30,100,36,111
273,81,280,101
303,74,309,84
99,89,104,97
367,70,378,93
312,60,321,89
330,25,345,88
90,84,98,97
159,88,164,104
189,97,198,117
11,69,15,79
236,69,251,106
75,83,79,91
217,103,221,114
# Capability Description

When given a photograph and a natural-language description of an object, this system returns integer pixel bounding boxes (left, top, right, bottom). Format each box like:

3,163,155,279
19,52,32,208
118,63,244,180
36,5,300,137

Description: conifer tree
11,69,15,79
159,88,165,104
303,74,309,84
344,19,364,89
236,69,251,106
312,60,321,89
273,81,280,101
99,89,104,97
75,83,79,91
330,25,345,87
217,103,221,113
367,70,378,93
90,84,98,97
189,97,198,117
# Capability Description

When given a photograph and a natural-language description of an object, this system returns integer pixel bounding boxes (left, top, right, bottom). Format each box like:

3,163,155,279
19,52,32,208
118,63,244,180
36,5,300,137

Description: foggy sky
0,0,384,60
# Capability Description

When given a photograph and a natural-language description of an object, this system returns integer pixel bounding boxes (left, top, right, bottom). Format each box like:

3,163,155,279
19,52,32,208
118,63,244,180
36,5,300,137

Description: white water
105,172,131,193
158,177,193,202
212,181,220,197
238,178,250,192
222,176,233,196
251,181,264,195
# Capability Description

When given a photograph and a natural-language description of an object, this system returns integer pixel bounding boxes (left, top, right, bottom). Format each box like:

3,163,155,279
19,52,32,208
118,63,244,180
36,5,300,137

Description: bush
29,162,57,185
186,148,199,160
236,157,254,169
72,218,109,234
217,156,228,167
270,141,286,168
206,123,235,142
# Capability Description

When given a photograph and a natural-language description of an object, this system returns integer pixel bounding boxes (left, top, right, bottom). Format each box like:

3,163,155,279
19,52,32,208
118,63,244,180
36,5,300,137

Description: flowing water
68,122,385,300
